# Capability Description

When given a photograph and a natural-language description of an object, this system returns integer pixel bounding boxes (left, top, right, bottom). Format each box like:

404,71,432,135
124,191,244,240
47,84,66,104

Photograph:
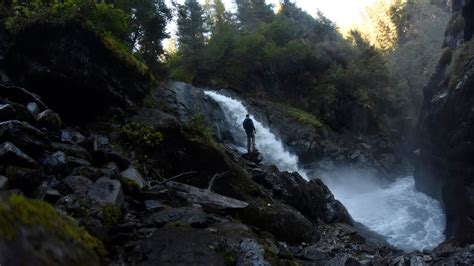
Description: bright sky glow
164,0,380,48
169,0,378,30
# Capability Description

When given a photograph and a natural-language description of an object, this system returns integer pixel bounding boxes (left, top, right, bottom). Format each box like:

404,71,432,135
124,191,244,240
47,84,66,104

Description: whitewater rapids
205,90,446,251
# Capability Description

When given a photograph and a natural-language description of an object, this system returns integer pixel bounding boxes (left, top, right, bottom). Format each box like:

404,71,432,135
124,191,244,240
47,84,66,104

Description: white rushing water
205,90,446,251
205,91,304,176
321,171,446,251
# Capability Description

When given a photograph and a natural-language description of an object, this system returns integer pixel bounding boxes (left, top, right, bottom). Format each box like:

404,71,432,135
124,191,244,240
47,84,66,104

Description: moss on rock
0,194,105,265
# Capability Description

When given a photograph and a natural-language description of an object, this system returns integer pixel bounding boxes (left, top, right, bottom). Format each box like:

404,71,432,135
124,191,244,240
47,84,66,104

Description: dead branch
158,171,198,185
207,171,231,192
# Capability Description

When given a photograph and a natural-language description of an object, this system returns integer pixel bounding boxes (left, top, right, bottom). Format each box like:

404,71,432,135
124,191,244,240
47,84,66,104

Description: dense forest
0,0,448,134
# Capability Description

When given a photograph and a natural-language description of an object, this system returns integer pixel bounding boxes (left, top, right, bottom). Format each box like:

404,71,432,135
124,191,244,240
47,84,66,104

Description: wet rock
93,135,109,151
0,120,51,152
143,200,163,211
409,255,425,265
0,176,8,190
101,162,119,176
26,102,40,117
253,166,352,225
0,104,16,121
127,227,225,265
120,167,146,189
237,239,270,266
36,109,62,131
52,142,92,162
60,128,87,145
145,207,209,227
106,152,131,171
87,177,124,206
0,142,38,168
241,202,318,244
4,166,43,195
242,151,264,164
39,151,67,173
36,177,60,200
62,176,93,194
0,84,48,110
66,156,92,168
4,102,35,123
350,150,361,160
70,166,111,181
301,245,327,261
43,189,62,204
167,181,249,210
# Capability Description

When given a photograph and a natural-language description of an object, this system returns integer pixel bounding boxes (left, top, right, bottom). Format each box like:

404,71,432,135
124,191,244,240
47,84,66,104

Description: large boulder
252,165,352,225
0,120,51,154
415,0,474,244
0,195,104,265
0,142,38,168
87,177,124,206
6,22,152,123
125,227,226,266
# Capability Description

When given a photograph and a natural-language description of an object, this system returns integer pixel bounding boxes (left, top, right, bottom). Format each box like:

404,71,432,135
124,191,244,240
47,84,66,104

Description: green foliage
3,0,171,77
448,40,474,91
186,114,213,142
223,252,237,266
275,103,322,128
439,48,453,67
0,194,106,257
122,122,164,148
121,178,141,194
100,204,122,229
101,34,150,77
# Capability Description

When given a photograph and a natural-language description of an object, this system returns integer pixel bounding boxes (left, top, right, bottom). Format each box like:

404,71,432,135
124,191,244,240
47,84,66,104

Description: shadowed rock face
5,22,152,123
415,0,474,244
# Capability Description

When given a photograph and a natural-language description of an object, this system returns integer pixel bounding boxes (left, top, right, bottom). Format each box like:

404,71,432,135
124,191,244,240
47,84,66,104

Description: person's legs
246,134,251,153
251,134,256,152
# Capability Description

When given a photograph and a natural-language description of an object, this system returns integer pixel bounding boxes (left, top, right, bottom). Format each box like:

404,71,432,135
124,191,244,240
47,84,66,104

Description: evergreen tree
235,0,274,29
112,0,172,73
172,0,208,81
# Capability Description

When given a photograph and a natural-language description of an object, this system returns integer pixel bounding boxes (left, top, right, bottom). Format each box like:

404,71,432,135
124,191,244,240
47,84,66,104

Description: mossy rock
439,48,453,67
0,195,105,265
448,40,474,91
4,166,43,195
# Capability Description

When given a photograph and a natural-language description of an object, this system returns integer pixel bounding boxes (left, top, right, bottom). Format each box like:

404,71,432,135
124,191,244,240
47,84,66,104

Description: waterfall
205,90,446,252
204,91,306,178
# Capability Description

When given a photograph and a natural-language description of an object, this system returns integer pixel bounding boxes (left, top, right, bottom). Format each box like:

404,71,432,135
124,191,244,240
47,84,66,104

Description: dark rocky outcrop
415,0,474,244
5,22,152,123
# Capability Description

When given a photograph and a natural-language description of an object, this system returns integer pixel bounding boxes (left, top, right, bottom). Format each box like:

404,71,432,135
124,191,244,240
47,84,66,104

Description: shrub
99,204,122,229
121,122,163,149
186,114,214,143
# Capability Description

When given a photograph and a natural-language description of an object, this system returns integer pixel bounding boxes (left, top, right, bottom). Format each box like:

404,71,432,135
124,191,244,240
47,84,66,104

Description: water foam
205,90,446,251
322,172,446,251
204,91,304,177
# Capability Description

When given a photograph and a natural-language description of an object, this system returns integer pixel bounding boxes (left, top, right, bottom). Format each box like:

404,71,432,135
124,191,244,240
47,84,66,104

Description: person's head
246,114,250,118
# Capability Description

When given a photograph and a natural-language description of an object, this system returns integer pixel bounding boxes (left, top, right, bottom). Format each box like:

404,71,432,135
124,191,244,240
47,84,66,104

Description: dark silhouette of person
242,114,256,153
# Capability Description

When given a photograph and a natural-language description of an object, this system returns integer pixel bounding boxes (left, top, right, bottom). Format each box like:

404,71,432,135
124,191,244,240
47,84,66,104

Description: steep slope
415,0,474,244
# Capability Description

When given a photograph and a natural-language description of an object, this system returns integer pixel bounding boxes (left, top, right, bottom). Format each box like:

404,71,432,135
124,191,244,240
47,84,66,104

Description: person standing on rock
243,114,257,153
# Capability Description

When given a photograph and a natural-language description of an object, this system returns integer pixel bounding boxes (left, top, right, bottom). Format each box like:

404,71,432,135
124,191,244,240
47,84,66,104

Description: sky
168,0,378,30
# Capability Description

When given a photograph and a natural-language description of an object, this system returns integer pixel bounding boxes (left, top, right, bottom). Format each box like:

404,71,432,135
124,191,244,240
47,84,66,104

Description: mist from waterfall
205,90,446,251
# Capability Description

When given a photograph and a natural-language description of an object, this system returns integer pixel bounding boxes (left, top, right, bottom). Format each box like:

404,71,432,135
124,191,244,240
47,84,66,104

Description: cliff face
415,0,474,244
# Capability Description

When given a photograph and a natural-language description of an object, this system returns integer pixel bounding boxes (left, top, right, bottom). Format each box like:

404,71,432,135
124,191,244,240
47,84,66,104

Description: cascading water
205,90,446,251
204,91,304,176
